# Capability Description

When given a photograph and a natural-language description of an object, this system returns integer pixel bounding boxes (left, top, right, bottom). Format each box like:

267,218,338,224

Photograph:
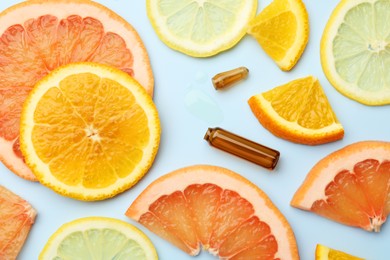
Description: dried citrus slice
0,0,154,182
248,76,344,145
247,0,309,71
126,165,299,259
0,185,36,259
291,141,390,232
39,217,158,260
146,0,257,57
321,0,390,105
315,244,364,260
20,63,161,201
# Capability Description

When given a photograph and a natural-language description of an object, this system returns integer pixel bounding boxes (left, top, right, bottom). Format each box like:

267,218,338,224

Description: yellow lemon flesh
147,0,257,57
321,0,390,105
39,217,158,260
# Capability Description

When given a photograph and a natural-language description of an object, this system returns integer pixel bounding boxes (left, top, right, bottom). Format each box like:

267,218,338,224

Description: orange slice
291,141,390,232
20,63,161,201
315,244,364,260
0,0,154,181
0,185,36,259
248,76,344,145
247,0,309,71
126,165,299,259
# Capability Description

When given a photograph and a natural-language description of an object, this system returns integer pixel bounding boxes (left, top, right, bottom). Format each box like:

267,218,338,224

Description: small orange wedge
248,76,344,145
126,165,299,259
315,244,364,260
0,185,36,259
291,141,390,232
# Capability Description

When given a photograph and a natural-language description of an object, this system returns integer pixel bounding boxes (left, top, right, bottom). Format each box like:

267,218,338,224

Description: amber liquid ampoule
212,67,249,90
204,127,280,170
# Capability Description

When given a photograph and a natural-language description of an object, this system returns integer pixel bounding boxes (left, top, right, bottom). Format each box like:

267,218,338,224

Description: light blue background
1,0,389,259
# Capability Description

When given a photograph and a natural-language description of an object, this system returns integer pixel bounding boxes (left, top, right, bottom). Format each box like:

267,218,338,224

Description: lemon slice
321,0,390,105
39,217,158,260
146,0,257,57
20,63,161,201
247,0,309,71
315,244,364,260
248,76,344,145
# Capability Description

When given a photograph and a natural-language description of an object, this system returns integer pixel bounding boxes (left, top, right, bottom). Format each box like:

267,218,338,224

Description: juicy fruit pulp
315,244,364,260
20,63,160,201
312,159,390,232
291,141,390,232
247,0,309,71
39,217,158,260
146,0,257,57
321,0,390,105
0,185,36,259
126,165,299,259
248,76,344,145
0,0,153,181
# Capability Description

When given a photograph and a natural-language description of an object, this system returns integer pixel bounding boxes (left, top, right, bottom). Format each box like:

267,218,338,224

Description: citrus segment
0,185,36,259
321,0,390,105
0,0,154,181
247,0,309,71
126,165,299,259
248,76,344,145
315,244,364,260
39,217,158,260
146,0,257,57
20,63,160,201
291,141,390,232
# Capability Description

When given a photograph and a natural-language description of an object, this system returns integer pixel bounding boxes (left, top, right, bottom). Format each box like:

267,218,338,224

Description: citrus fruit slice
0,0,154,182
0,185,36,259
126,165,299,259
291,141,390,232
20,63,161,201
321,0,390,105
39,217,158,260
248,76,344,145
315,244,364,260
146,0,257,57
247,0,309,71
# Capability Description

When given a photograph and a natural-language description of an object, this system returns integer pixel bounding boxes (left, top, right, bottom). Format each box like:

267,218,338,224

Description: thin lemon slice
39,217,158,260
20,63,161,201
247,0,309,71
315,244,364,260
321,0,390,105
146,0,257,57
248,76,344,145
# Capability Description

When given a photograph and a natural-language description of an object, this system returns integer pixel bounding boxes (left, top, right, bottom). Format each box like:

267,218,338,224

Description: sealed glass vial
204,127,280,170
212,67,249,90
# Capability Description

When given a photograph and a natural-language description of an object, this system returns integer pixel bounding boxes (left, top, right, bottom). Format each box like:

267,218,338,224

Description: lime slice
321,0,390,105
39,217,157,260
146,0,257,57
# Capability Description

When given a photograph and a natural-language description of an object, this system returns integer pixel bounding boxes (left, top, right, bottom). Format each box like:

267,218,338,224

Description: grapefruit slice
126,165,299,259
0,0,154,181
291,141,390,232
0,185,37,259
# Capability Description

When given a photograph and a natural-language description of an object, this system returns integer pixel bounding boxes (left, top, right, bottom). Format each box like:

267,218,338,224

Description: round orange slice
126,165,299,259
20,63,160,201
0,0,153,181
0,185,36,259
291,141,390,232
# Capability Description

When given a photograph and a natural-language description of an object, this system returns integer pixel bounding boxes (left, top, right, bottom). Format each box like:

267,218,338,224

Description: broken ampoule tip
212,66,249,90
204,127,280,170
